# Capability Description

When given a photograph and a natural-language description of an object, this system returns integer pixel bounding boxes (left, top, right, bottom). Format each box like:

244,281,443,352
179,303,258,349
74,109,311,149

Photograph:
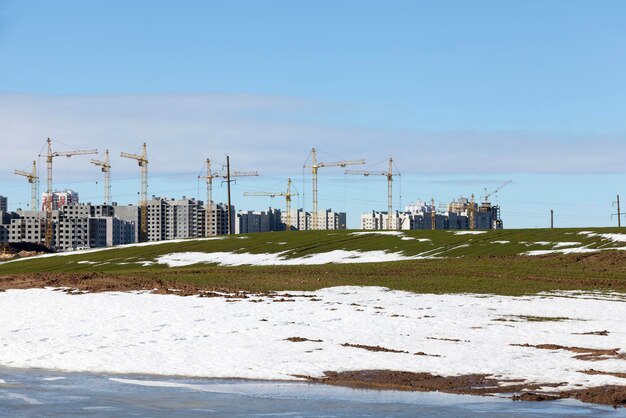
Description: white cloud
1,93,624,186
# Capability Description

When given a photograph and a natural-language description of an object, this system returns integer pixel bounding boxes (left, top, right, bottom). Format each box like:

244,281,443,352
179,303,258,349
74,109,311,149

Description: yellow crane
14,160,39,210
244,178,299,231
198,158,258,236
90,149,111,205
345,158,399,230
431,198,436,230
482,180,512,204
121,143,148,242
41,138,98,248
305,147,364,230
469,193,476,230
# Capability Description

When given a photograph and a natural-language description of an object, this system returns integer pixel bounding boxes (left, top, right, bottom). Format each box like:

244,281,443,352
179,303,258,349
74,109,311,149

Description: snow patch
0,287,625,390
351,231,405,236
552,242,582,249
156,250,417,267
453,231,486,235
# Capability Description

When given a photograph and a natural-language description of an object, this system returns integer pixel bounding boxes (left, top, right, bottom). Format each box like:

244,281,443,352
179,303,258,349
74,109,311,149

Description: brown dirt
302,370,626,407
511,343,625,361
581,369,626,379
0,272,263,297
286,337,323,343
341,343,408,354
573,330,609,336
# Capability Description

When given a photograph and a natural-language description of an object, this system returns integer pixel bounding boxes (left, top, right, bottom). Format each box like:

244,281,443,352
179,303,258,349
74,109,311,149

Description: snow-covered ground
0,287,625,391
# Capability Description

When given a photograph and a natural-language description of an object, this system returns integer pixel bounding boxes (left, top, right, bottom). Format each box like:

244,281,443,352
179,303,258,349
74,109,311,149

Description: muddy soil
0,272,253,296
511,343,626,361
305,370,626,407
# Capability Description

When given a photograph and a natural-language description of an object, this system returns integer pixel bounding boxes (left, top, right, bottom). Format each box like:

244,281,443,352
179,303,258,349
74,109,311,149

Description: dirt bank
302,370,626,407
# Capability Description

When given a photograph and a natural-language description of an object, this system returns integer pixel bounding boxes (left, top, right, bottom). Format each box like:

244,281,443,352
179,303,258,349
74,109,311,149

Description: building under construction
361,197,503,231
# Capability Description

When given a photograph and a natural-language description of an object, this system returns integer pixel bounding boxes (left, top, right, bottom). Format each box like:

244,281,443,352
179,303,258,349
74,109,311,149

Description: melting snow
552,242,582,248
156,250,419,267
351,231,405,236
0,287,624,390
453,231,486,235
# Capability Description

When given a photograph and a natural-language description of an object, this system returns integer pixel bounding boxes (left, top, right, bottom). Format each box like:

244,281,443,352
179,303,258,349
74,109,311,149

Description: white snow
552,242,582,248
0,236,228,265
156,250,419,267
491,241,510,244
453,231,486,235
579,231,626,243
351,231,405,236
0,287,624,391
523,247,598,256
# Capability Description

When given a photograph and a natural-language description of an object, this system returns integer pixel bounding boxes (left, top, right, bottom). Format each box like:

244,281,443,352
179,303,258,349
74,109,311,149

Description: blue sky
1,0,625,228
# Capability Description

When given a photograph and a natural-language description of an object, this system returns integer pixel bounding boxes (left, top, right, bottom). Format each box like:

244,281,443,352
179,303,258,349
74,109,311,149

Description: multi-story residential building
146,196,209,241
9,210,61,247
0,195,7,212
0,211,19,243
41,189,79,211
235,208,282,234
8,204,136,251
205,202,233,236
281,209,347,231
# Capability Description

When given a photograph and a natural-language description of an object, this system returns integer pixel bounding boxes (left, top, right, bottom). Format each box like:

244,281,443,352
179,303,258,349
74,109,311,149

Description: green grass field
1,228,625,295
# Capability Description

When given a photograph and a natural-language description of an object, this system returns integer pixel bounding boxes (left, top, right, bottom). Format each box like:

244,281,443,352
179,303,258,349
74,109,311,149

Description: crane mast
121,143,148,241
41,138,98,248
431,198,436,230
90,149,111,205
14,160,38,210
345,158,398,230
244,178,298,231
306,148,364,230
469,193,476,230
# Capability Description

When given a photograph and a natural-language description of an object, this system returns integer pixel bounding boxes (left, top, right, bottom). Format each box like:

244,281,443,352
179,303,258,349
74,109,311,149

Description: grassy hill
1,228,625,295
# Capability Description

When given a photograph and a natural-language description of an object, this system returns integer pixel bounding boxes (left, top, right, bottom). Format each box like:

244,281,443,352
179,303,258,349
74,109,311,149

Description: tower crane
244,178,299,231
345,158,399,230
482,180,512,203
469,194,476,230
305,147,364,230
431,198,436,230
198,158,258,236
14,160,38,210
121,143,148,242
41,138,98,248
90,149,111,205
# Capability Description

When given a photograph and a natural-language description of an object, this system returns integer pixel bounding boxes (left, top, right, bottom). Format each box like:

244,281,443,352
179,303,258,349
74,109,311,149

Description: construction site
1,140,505,252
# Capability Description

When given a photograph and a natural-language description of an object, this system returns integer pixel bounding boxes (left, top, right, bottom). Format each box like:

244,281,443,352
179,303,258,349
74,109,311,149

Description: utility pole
42,138,97,248
613,195,622,227
90,149,111,205
199,158,258,236
345,158,399,230
14,160,38,210
550,209,554,229
305,148,364,230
